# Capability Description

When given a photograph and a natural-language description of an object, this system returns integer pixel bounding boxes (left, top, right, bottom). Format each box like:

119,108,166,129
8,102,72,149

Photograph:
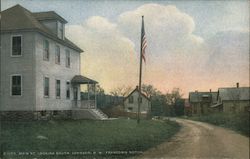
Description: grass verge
185,111,249,136
0,118,180,158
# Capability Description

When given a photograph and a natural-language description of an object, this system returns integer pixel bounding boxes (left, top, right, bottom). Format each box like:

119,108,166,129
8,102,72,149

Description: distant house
0,5,107,120
189,90,218,115
212,83,250,112
124,86,151,115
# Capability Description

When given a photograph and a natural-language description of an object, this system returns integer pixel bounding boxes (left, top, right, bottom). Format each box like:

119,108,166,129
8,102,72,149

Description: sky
1,0,249,97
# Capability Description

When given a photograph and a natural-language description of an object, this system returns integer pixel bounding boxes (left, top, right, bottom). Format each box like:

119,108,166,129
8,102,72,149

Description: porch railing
72,100,96,109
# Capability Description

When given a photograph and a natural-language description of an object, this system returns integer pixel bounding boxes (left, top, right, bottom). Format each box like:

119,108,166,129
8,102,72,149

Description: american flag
141,16,147,63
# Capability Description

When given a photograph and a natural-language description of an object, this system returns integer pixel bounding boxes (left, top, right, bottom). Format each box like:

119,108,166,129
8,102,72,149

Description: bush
190,111,249,136
101,105,125,117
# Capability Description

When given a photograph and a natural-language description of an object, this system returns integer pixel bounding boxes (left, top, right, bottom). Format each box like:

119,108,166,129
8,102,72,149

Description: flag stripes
141,16,147,63
137,16,147,124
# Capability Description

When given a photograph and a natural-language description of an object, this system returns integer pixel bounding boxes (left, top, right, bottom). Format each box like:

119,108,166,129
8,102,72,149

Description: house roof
218,87,250,101
33,11,67,23
124,87,151,101
1,4,83,52
71,75,98,84
189,91,218,103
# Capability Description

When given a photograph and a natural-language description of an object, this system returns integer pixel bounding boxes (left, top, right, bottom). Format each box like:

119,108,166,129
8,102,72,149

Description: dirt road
139,118,249,159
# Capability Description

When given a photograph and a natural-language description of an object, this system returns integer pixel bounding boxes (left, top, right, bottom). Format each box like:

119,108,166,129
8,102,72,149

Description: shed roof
1,4,83,52
210,102,223,108
218,87,250,101
33,11,67,23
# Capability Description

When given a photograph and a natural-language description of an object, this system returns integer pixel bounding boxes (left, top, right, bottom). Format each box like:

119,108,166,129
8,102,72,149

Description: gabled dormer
33,11,67,40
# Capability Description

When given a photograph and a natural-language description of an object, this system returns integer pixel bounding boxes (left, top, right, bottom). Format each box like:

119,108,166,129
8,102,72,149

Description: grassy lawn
185,112,249,136
0,118,180,158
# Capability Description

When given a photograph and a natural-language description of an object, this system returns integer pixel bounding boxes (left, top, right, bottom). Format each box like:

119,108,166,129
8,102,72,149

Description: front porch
71,75,108,120
72,100,96,109
71,75,98,109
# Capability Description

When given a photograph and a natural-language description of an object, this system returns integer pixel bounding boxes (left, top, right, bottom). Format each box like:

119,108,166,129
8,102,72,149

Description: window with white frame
66,81,70,99
55,45,60,64
58,22,64,39
11,75,22,96
56,80,61,98
44,77,49,97
138,97,142,103
12,36,22,56
129,96,134,103
66,50,70,67
43,40,49,60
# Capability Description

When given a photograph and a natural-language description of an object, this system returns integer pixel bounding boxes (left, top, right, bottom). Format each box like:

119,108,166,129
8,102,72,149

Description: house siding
0,32,36,111
34,33,81,111
191,101,213,115
222,100,250,112
124,91,151,114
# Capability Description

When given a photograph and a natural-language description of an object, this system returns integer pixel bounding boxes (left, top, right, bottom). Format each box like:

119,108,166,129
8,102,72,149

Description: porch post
87,82,89,100
88,81,90,108
94,84,97,109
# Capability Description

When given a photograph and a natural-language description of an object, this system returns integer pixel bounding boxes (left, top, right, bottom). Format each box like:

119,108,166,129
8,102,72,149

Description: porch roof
71,75,98,84
210,102,222,108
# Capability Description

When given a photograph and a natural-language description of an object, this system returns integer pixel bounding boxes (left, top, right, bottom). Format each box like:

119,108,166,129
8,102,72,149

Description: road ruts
138,118,249,159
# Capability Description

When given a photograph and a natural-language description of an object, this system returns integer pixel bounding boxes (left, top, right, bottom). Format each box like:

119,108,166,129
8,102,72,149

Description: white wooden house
124,86,151,115
0,4,107,120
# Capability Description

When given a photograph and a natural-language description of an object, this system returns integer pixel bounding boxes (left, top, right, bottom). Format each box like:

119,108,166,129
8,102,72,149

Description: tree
151,95,166,116
165,88,183,116
141,84,165,117
96,84,105,95
175,98,185,116
109,86,133,111
141,84,161,97
110,86,132,97
95,84,105,108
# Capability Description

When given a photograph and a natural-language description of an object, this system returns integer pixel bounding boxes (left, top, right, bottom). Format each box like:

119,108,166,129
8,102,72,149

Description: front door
73,87,78,107
74,87,78,100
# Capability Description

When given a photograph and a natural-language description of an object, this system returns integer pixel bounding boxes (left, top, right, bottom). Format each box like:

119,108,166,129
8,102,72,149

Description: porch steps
92,109,108,119
72,108,108,120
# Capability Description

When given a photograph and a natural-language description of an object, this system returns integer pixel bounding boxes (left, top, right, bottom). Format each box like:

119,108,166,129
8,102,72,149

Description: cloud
118,4,203,54
203,30,249,84
116,4,208,93
65,3,249,96
66,16,138,91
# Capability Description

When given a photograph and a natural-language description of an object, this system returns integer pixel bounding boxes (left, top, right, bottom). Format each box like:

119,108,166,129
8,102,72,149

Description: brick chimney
236,82,239,88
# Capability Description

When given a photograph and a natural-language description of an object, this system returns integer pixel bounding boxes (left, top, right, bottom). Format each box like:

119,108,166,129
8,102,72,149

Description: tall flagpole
137,16,144,124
